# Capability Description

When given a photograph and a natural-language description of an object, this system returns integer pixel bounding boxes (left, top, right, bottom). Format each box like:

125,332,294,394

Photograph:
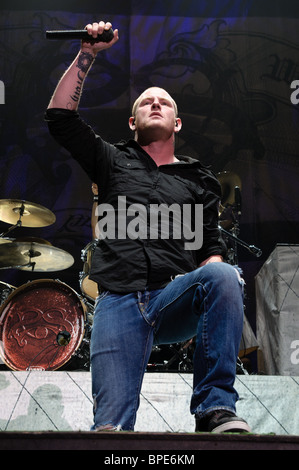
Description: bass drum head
0,279,86,371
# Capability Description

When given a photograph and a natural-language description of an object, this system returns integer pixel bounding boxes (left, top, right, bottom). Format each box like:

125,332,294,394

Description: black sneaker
195,410,251,433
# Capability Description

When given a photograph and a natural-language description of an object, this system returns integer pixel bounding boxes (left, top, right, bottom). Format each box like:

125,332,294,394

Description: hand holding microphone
46,21,119,53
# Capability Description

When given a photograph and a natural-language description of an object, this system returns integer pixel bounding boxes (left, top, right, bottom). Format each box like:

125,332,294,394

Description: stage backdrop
0,1,298,371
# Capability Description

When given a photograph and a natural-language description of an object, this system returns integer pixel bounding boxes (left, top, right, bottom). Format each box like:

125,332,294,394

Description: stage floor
1,429,299,451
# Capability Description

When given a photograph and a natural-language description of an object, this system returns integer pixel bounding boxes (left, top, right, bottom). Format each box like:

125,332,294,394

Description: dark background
1,1,298,371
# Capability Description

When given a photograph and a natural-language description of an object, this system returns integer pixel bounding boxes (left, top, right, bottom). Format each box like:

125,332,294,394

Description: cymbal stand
219,222,262,259
0,202,24,238
161,340,194,372
0,261,36,271
226,207,240,265
219,185,262,260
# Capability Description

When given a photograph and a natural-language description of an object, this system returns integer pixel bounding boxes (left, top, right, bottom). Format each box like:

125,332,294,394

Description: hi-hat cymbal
0,199,56,227
217,172,242,206
0,241,74,272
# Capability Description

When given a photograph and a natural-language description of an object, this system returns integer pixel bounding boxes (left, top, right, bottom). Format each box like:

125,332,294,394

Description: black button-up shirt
45,109,226,293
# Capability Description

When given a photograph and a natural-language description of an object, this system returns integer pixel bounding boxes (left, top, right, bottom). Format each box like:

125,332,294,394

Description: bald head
131,87,178,118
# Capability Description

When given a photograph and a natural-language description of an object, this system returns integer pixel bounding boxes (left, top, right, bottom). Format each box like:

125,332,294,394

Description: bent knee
200,262,244,288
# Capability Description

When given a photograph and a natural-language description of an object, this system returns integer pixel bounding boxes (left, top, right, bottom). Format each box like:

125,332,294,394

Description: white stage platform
0,371,298,436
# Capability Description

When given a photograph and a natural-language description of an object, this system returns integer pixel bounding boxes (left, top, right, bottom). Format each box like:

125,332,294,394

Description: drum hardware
71,323,92,370
148,339,195,372
219,204,262,262
217,171,262,262
0,281,16,305
81,297,95,324
220,225,262,260
63,306,93,371
217,171,242,230
166,339,194,372
236,357,249,375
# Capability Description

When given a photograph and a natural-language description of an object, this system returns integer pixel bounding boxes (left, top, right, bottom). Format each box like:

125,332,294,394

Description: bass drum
80,240,99,302
0,279,86,371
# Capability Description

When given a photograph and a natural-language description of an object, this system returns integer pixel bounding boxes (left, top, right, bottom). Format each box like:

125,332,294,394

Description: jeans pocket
94,290,110,310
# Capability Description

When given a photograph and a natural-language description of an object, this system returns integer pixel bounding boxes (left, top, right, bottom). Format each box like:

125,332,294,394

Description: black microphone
46,28,114,43
234,186,242,215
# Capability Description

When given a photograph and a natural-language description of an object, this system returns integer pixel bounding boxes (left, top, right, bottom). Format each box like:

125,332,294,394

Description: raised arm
47,21,119,110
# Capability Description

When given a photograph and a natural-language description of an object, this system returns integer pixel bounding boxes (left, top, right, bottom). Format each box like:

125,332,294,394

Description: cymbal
14,237,52,246
217,172,242,206
0,237,13,244
0,199,56,227
0,241,74,272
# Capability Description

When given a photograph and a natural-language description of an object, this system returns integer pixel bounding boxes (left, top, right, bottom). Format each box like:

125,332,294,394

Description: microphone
45,28,114,43
234,186,242,216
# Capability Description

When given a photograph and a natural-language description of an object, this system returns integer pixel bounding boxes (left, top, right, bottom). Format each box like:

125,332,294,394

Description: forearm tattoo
69,51,95,104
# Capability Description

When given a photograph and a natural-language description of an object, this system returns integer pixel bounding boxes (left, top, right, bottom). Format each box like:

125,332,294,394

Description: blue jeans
90,262,244,431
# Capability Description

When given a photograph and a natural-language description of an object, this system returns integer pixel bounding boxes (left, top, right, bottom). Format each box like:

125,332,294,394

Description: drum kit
0,198,90,371
0,174,261,373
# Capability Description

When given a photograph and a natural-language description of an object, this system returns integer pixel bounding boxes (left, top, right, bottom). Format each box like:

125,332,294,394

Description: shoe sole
211,421,252,433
